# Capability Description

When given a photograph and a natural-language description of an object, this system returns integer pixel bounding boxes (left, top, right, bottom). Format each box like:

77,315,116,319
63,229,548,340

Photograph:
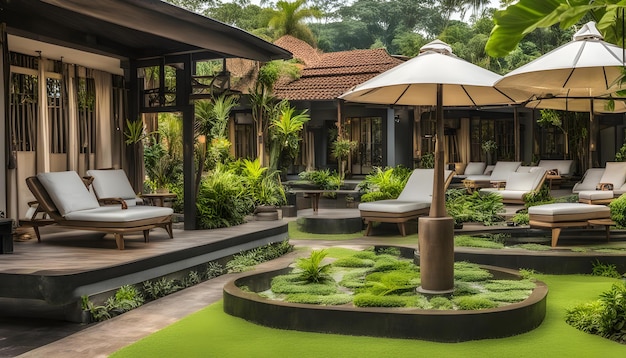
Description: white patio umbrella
340,40,529,293
497,21,626,168
497,21,625,96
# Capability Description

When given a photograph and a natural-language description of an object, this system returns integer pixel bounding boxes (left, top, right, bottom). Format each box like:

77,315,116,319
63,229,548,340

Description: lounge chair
572,168,605,193
479,167,547,204
26,171,173,249
577,162,626,204
358,169,454,236
86,169,143,206
537,160,574,177
462,161,522,191
453,162,486,180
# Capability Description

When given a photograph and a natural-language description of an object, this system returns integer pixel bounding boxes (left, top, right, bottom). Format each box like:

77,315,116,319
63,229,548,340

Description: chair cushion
528,203,609,216
37,171,100,216
505,168,546,191
87,169,139,206
489,162,522,181
578,190,614,200
572,168,605,193
64,205,173,222
599,162,626,188
396,169,452,202
358,200,430,214
464,162,486,175
537,160,574,176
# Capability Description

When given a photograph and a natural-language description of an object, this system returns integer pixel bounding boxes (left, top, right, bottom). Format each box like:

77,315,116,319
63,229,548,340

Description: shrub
333,256,376,268
454,235,504,249
522,183,553,206
591,260,622,278
566,283,626,344
353,293,410,307
106,285,145,313
483,280,536,292
453,296,499,310
358,166,411,202
296,249,332,283
142,277,180,300
430,296,453,310
271,274,337,295
364,271,420,296
609,194,626,228
298,169,341,190
511,212,529,225
182,271,201,288
511,243,552,251
375,247,402,256
478,290,531,303
453,282,481,296
196,165,252,229
204,261,224,279
285,293,352,305
446,190,505,225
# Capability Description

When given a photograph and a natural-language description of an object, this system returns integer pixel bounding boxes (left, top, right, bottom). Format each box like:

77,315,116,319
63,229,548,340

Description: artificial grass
112,275,626,358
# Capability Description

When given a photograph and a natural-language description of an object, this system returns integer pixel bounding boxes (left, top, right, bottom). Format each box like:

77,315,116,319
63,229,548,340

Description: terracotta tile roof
274,35,321,67
274,48,404,101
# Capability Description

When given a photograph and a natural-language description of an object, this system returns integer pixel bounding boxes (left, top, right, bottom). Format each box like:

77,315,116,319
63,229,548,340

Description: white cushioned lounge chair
572,168,605,193
453,162,486,180
26,171,173,250
87,169,143,207
359,169,454,236
577,162,626,204
479,167,547,204
537,159,574,177
462,161,521,191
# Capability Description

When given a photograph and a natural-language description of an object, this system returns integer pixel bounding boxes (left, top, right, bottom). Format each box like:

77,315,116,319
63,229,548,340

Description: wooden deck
0,219,288,321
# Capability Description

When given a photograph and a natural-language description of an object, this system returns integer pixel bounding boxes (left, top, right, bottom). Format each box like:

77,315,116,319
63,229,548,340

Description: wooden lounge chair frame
25,176,173,250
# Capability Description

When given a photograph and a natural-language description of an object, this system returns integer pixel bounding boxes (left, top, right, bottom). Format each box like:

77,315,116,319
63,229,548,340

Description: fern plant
296,249,332,283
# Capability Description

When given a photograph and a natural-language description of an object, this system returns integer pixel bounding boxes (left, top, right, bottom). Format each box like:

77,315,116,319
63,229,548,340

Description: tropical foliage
358,166,413,202
268,101,310,173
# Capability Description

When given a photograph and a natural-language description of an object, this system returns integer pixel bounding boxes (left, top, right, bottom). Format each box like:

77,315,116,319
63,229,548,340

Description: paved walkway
14,238,379,358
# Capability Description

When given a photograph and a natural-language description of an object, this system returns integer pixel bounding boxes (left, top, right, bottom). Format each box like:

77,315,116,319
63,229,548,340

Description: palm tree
268,0,322,46
268,101,310,172
486,0,626,57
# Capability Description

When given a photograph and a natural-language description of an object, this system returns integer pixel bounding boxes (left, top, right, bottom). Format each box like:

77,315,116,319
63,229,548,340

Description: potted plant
331,138,358,180
481,140,497,165
240,158,286,220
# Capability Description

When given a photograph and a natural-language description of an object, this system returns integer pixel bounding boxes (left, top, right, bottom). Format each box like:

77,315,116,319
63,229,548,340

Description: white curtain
36,58,50,173
64,64,79,171
458,118,470,163
94,70,112,168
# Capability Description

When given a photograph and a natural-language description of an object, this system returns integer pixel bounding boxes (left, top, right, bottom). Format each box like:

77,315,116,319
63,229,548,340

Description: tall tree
486,0,626,58
268,0,322,46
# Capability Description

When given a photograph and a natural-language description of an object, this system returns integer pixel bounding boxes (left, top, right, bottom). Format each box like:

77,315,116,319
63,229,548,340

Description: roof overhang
0,0,291,69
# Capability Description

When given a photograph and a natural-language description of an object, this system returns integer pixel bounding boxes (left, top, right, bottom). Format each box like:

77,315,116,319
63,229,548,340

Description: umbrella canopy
340,40,527,293
526,94,626,113
341,40,530,106
497,22,626,96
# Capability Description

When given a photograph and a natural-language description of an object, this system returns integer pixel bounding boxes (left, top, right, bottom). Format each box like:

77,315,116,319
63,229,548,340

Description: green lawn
112,274,626,358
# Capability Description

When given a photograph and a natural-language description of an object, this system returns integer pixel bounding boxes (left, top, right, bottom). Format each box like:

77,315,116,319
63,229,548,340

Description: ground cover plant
111,274,625,358
82,240,292,322
261,248,535,309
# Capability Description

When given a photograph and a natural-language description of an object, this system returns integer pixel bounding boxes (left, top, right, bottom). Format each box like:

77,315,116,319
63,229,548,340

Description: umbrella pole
417,83,454,294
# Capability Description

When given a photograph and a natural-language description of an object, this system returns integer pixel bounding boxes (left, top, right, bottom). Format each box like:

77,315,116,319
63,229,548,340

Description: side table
141,193,177,207
587,218,616,241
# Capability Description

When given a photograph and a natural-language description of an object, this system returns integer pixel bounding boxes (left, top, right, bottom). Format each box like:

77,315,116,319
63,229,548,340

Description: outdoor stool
528,203,610,247
578,190,614,205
